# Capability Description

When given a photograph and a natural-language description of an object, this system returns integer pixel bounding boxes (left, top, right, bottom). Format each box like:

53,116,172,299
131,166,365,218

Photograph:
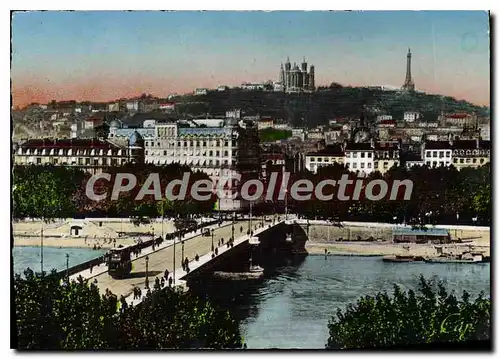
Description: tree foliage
14,269,242,349
288,163,491,226
12,163,216,220
326,276,491,349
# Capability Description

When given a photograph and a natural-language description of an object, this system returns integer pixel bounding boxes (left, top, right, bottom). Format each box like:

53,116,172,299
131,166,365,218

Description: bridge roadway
71,216,287,305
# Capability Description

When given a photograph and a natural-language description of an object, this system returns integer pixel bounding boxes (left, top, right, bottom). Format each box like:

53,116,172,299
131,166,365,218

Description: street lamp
181,239,185,262
40,218,44,275
211,229,215,252
231,212,235,241
145,255,149,289
65,253,69,279
284,188,288,220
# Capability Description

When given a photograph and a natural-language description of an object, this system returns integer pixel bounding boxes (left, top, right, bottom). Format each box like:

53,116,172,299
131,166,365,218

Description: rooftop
19,138,123,150
306,144,344,156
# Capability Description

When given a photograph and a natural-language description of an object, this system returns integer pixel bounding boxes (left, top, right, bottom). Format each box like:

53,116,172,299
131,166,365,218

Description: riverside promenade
69,215,289,306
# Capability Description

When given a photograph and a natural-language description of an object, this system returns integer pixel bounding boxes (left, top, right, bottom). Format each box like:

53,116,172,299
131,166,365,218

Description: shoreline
305,241,490,257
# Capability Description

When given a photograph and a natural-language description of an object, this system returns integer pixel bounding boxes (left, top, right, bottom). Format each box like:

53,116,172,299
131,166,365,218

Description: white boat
249,236,260,245
249,264,264,273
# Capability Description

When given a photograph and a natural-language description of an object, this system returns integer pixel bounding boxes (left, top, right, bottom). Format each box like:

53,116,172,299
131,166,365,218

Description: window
433,151,437,157
209,150,213,156
224,141,228,147
480,158,485,164
102,158,107,166
453,158,458,163
93,159,99,166
53,158,58,165
432,161,437,167
361,152,365,158
439,152,444,158
36,157,41,164
203,141,207,147
383,162,388,168
367,152,372,158
426,161,430,166
86,158,90,165
177,141,181,147
224,150,228,156
426,152,431,158
353,163,357,169
472,158,477,163
157,142,160,147
460,159,464,164
367,163,372,168
374,162,379,168
353,153,358,158
310,157,315,162
360,163,364,169
317,158,322,163
466,158,471,163
216,151,220,156
446,151,451,157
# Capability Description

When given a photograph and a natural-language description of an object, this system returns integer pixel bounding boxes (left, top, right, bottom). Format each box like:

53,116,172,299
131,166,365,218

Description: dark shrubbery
326,276,490,349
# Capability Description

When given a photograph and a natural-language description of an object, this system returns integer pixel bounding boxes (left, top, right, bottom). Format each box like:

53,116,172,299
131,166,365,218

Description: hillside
174,86,489,128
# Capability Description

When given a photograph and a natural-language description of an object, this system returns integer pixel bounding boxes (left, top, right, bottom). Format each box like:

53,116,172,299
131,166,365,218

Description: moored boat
382,255,425,263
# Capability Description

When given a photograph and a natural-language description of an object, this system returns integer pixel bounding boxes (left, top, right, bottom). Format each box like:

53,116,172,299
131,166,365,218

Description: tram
108,245,133,278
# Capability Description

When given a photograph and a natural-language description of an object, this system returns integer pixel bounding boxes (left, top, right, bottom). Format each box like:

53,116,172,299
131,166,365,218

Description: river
191,254,491,349
12,246,106,276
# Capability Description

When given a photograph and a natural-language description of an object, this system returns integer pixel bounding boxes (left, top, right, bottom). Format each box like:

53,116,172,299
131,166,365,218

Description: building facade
344,142,375,176
305,145,344,174
374,141,400,174
13,137,141,174
277,57,315,93
451,140,490,170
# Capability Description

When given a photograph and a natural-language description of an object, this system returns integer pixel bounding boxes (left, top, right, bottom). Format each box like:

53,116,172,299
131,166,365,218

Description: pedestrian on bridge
154,277,160,289
161,277,165,288
168,277,173,287
137,287,142,298
164,269,169,279
195,254,199,261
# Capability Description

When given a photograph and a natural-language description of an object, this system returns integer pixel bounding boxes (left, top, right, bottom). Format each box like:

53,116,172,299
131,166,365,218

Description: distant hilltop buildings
274,57,315,93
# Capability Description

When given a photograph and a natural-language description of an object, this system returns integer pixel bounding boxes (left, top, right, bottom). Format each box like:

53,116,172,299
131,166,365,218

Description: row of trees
13,161,491,225
13,163,217,221
14,269,243,349
283,163,491,226
327,276,491,349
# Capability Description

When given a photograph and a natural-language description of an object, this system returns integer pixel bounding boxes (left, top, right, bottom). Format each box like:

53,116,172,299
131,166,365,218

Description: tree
14,269,118,349
326,276,490,349
14,270,243,349
116,287,242,349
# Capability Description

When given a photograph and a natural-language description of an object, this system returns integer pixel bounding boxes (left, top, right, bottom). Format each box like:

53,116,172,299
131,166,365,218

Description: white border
3,3,497,358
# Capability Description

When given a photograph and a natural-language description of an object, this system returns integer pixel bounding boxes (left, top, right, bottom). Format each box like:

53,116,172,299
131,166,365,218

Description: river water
12,246,106,276
191,254,491,349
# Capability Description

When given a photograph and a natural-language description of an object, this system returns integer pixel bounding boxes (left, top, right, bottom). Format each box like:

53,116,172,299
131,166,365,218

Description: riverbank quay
12,217,220,249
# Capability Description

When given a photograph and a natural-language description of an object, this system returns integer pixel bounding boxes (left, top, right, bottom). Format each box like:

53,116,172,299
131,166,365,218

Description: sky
11,11,490,107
